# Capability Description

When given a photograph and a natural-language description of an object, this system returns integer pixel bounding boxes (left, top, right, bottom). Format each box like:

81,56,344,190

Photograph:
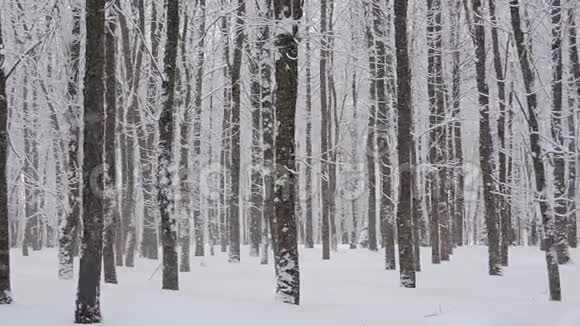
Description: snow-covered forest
1,0,580,324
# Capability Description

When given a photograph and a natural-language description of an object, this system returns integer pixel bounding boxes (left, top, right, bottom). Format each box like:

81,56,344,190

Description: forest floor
2,245,580,325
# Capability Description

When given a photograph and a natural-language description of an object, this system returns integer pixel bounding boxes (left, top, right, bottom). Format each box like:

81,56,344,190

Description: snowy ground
2,246,580,326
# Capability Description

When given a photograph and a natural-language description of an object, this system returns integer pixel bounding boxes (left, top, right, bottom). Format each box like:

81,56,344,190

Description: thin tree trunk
567,7,579,249
0,13,13,305
304,12,314,249
364,6,378,252
193,0,207,258
228,0,245,263
427,0,443,264
488,0,511,267
103,2,118,284
178,10,192,273
549,0,570,264
470,0,502,276
219,9,231,254
450,0,464,247
320,0,331,260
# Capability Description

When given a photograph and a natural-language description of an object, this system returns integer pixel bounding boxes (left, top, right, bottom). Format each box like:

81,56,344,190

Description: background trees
0,0,577,315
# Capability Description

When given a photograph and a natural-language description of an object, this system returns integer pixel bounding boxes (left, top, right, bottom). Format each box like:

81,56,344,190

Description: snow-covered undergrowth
2,246,580,325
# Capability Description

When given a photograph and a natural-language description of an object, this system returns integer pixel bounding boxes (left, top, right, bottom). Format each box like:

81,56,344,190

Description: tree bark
510,0,561,300
395,0,417,287
549,0,570,264
103,2,118,284
272,0,302,305
488,0,511,267
158,0,180,291
567,6,579,249
193,0,207,258
59,1,82,279
320,0,331,260
470,0,502,276
74,0,106,322
228,0,246,263
0,13,13,305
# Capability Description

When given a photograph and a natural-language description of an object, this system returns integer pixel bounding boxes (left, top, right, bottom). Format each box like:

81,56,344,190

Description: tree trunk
510,0,561,301
394,0,416,287
427,0,444,264
219,10,231,254
488,0,511,267
193,0,207,258
158,0,180,291
567,7,580,249
140,0,161,261
364,7,378,253
248,1,267,257
59,0,82,277
228,0,245,263
0,13,13,305
103,2,118,284
470,0,502,276
74,0,106,322
304,14,314,249
369,0,396,270
272,0,302,305
320,0,331,260
178,10,192,273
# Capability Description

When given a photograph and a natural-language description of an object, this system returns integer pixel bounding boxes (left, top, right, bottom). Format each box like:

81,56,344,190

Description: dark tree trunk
140,0,161,261
255,0,275,265
450,0,464,248
320,0,331,260
394,0,416,288
74,0,106,322
158,0,180,291
103,2,118,284
427,0,444,264
272,0,302,305
510,0,561,301
470,0,502,276
228,0,246,263
193,0,207,258
0,13,12,305
304,17,314,249
248,2,266,258
489,0,511,267
219,10,231,254
549,0,570,264
568,7,580,249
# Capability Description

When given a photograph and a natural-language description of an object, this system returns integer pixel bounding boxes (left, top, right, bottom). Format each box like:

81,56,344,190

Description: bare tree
469,0,502,276
228,0,246,263
103,0,118,284
272,0,302,305
549,0,570,264
0,11,12,305
59,1,82,279
510,0,561,301
394,0,417,288
158,0,180,291
74,0,106,322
